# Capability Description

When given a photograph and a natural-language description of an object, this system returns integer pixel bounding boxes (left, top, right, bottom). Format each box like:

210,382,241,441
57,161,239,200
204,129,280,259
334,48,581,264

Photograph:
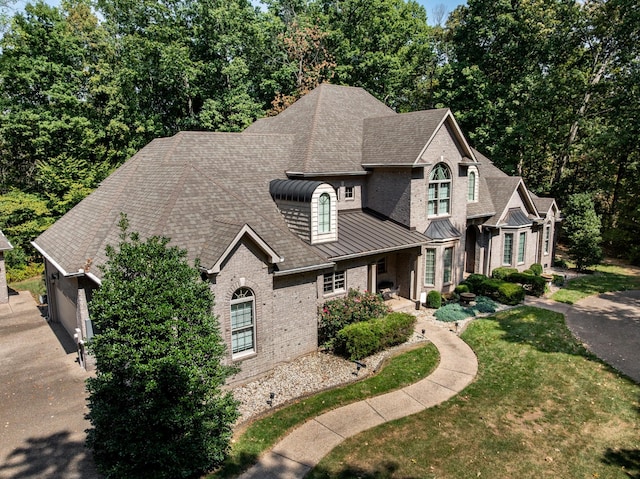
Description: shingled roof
33,132,330,279
245,84,394,174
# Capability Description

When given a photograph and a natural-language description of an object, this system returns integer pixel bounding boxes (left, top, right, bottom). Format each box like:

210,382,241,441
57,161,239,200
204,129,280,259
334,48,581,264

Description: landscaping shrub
336,321,382,360
454,284,469,294
426,290,442,308
552,274,565,286
379,312,416,348
319,289,390,348
434,303,475,322
530,263,543,276
506,272,546,297
6,262,44,283
496,282,525,305
492,267,518,280
522,269,534,275
472,295,498,314
335,312,416,360
461,274,525,305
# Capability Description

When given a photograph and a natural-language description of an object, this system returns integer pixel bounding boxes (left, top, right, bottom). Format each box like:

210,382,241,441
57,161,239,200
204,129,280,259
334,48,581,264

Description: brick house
32,85,559,382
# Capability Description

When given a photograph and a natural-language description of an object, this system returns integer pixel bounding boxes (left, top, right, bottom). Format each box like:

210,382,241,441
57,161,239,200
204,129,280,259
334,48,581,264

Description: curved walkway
238,318,478,479
526,291,640,384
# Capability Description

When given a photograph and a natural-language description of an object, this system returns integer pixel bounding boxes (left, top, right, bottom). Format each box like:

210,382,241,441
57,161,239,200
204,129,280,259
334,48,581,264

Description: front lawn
309,307,640,479
551,263,640,304
211,343,439,478
8,276,46,300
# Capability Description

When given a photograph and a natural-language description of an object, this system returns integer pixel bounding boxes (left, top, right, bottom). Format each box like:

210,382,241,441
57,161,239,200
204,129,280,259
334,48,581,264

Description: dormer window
428,163,451,217
318,193,330,233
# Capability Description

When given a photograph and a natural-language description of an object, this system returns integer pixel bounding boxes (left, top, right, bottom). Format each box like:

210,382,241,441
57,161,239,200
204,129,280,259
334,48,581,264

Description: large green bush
319,289,390,348
335,312,416,360
505,272,546,297
491,267,518,280
461,274,525,305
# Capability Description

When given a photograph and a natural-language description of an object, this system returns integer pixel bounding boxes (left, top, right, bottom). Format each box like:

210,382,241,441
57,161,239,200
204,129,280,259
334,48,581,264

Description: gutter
273,262,335,277
324,242,425,262
31,241,102,285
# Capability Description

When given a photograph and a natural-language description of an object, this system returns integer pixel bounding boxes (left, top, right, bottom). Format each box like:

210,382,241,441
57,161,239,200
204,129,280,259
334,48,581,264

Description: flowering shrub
318,288,390,348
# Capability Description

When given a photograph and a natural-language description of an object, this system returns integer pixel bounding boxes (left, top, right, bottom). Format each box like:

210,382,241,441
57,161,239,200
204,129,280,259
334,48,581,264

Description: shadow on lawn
311,460,422,479
487,306,591,357
602,447,640,479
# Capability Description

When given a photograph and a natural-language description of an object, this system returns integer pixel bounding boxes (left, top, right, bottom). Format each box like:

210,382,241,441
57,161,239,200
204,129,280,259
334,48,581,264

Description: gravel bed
230,327,430,425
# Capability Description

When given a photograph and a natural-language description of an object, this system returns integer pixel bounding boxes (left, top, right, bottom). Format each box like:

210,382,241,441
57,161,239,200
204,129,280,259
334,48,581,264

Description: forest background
0,0,638,279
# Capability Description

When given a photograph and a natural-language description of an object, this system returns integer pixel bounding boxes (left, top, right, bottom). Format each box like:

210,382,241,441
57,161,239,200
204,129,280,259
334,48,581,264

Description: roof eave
286,171,370,177
325,242,426,262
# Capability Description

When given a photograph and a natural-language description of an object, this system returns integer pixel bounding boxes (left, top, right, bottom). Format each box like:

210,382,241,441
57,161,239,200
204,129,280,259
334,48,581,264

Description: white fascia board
207,224,283,274
31,241,71,277
414,110,477,165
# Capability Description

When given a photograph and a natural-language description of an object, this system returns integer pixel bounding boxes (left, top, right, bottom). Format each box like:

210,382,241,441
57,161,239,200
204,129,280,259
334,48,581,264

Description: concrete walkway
238,316,478,479
526,291,640,383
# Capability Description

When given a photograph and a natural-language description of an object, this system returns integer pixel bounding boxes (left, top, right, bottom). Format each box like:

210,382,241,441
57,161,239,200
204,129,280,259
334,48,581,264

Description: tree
86,216,239,479
563,193,603,272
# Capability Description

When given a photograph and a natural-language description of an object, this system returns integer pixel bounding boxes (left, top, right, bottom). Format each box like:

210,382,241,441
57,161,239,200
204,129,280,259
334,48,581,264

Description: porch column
367,263,377,293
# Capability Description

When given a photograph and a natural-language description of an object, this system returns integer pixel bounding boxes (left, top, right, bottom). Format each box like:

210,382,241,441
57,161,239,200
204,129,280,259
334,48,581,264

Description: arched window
318,193,330,233
230,287,255,356
428,163,451,216
468,171,476,201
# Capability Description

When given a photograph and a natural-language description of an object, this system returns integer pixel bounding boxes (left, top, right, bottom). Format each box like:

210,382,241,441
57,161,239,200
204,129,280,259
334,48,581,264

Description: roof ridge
302,84,324,172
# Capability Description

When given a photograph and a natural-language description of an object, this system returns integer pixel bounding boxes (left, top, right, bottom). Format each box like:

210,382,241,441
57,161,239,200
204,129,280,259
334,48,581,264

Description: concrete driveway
565,290,640,384
0,291,99,479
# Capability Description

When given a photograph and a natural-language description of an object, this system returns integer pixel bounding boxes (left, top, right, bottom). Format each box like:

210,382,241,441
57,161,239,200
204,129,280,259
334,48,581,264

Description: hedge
335,312,416,360
505,272,546,297
492,267,518,280
461,274,525,305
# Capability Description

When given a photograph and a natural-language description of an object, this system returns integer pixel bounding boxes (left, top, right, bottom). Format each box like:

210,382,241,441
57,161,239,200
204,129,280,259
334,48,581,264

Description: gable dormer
269,179,338,244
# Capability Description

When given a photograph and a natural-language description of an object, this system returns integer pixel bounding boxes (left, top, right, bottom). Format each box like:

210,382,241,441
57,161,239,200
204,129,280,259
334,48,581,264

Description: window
503,233,514,265
518,232,526,264
468,171,476,201
376,257,387,274
424,249,436,285
443,247,453,284
231,288,255,356
323,270,345,294
544,225,551,254
318,193,330,233
344,186,354,199
428,163,451,216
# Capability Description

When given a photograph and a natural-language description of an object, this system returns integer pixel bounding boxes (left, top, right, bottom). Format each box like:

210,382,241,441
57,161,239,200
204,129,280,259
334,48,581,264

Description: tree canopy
86,216,238,479
1,0,639,266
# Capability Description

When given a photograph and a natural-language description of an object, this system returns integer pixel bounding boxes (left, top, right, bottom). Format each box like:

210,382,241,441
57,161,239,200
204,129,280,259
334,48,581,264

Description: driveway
0,291,99,479
565,290,640,384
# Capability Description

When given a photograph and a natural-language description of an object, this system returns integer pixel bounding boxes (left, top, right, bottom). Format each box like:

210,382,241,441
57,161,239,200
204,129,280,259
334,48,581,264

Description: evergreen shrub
530,263,543,276
426,290,442,308
506,272,546,297
454,284,470,294
434,303,474,322
492,267,518,280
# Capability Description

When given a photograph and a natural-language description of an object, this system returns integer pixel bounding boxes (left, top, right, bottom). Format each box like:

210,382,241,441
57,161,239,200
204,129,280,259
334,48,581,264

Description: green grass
8,276,46,300
309,307,639,479
210,343,439,478
551,263,640,304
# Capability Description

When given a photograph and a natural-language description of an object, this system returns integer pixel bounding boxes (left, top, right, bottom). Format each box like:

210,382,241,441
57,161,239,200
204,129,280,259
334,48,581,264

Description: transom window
503,233,514,265
231,288,255,357
424,249,436,286
323,270,345,294
428,163,451,217
518,232,526,264
318,193,330,233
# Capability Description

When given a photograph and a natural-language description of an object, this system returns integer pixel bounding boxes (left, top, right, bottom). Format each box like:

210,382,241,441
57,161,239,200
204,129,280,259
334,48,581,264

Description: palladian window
428,163,451,217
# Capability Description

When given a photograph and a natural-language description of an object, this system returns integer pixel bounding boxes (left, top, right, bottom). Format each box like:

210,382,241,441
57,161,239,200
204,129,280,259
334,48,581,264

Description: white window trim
518,231,526,265
428,163,452,218
230,288,256,359
467,166,479,203
311,184,338,244
544,225,551,255
503,233,514,266
323,270,346,295
443,246,454,285
424,248,436,286
344,186,355,201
